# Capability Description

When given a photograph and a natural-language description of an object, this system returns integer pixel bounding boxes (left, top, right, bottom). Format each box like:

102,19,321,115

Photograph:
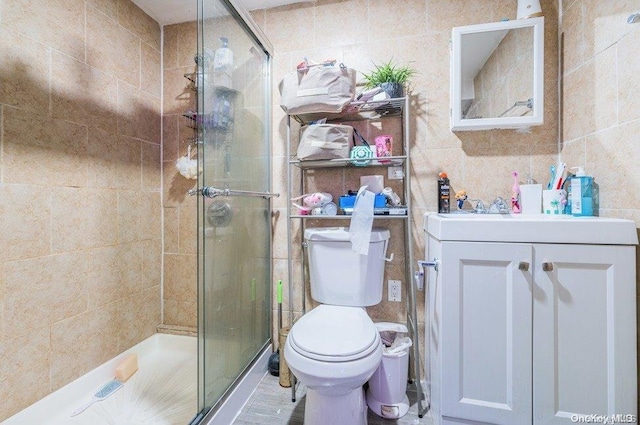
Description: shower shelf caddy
284,96,427,417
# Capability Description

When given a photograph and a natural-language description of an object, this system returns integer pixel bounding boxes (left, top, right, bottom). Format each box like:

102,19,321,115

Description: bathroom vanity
423,213,638,425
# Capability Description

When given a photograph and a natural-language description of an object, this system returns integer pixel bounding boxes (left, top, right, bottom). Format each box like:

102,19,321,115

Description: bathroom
0,0,638,424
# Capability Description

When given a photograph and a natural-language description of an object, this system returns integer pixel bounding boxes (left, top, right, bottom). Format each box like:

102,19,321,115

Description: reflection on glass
460,27,534,120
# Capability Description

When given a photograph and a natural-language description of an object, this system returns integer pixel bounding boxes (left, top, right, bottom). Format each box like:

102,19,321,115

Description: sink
424,212,638,245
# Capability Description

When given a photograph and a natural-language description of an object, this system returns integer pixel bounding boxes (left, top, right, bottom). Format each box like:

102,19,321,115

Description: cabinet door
441,242,533,424
533,244,637,424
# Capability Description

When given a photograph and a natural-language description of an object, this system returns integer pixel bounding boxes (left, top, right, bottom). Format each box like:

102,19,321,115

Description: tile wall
252,0,559,375
0,0,162,420
162,21,199,329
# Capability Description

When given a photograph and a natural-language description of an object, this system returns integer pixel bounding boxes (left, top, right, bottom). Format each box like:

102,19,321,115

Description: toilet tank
304,227,390,306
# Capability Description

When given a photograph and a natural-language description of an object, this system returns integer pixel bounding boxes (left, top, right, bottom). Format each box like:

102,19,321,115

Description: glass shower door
195,0,273,416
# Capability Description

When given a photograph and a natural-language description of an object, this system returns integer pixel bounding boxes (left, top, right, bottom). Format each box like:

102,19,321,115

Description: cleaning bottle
438,172,450,213
214,37,234,72
569,166,595,216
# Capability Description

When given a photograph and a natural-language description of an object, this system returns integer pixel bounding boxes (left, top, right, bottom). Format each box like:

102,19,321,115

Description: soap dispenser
569,166,595,216
214,37,234,72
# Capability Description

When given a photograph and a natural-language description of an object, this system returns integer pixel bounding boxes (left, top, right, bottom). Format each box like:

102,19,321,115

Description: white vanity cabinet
424,213,638,425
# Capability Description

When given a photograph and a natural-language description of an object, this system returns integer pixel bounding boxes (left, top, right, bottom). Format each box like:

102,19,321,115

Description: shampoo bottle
569,166,594,216
438,172,450,213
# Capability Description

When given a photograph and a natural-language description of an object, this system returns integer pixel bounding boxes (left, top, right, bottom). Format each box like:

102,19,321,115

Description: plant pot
379,82,404,99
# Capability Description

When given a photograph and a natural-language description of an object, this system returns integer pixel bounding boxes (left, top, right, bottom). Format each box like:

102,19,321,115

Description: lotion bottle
569,166,594,216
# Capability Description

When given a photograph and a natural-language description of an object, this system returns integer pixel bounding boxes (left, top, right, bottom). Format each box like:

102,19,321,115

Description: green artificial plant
361,59,416,89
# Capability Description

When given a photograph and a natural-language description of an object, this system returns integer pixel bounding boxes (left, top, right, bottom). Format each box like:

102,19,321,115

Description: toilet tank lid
304,227,390,242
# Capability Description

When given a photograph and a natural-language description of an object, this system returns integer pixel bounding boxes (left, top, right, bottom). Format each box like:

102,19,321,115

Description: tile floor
231,374,434,424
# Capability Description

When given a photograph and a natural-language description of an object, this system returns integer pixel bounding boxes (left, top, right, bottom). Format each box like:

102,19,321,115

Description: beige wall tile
0,326,51,420
561,0,584,75
86,0,117,20
141,42,162,98
368,0,426,40
563,46,617,141
4,252,89,338
163,24,179,69
163,298,197,328
142,141,161,190
117,189,143,243
0,184,51,262
314,0,368,47
163,207,180,253
51,187,118,252
117,285,161,349
140,191,162,240
2,107,88,187
178,203,197,255
0,25,50,114
1,0,85,61
51,50,118,131
265,3,314,53
87,129,142,190
427,0,493,32
164,253,197,302
617,26,640,124
117,81,162,143
87,5,140,87
117,0,161,51
582,0,637,60
162,114,180,162
142,240,162,289
163,67,197,115
585,121,640,211
176,21,198,69
87,242,143,308
50,302,121,390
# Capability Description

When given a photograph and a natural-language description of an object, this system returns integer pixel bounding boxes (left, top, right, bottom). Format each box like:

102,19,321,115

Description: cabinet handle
518,261,530,271
542,262,554,272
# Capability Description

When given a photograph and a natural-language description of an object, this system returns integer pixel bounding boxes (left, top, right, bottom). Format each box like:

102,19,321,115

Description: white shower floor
2,333,197,425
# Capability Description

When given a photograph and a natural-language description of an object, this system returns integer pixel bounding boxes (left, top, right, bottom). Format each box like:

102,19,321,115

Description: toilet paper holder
414,259,439,291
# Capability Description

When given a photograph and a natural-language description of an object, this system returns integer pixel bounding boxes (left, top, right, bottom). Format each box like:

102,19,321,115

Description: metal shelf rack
284,96,426,417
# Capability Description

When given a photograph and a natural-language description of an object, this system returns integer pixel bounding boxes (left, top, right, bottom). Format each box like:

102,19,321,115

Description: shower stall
192,0,274,422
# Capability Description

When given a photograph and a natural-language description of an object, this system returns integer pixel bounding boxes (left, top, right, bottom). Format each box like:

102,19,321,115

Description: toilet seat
288,305,380,362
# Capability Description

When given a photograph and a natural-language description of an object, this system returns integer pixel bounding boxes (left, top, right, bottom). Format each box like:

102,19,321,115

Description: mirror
450,17,544,131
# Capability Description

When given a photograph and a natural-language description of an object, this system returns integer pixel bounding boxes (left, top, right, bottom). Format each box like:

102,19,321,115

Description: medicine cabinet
450,17,544,131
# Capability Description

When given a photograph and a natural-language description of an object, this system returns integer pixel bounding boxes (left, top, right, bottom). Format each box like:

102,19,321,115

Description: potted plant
362,59,416,98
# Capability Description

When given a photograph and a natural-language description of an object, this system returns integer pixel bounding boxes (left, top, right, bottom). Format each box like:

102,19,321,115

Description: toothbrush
552,162,566,189
511,171,521,213
547,165,555,189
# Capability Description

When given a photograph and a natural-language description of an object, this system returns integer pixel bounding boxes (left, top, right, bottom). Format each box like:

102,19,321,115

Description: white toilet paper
349,185,375,255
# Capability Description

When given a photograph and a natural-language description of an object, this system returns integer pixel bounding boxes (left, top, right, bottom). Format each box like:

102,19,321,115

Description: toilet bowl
285,305,382,425
284,227,391,425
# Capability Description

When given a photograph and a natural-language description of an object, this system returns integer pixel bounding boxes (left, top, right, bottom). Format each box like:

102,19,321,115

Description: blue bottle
569,166,595,216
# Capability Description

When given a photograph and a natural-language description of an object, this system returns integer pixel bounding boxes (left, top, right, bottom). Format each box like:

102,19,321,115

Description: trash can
366,322,412,419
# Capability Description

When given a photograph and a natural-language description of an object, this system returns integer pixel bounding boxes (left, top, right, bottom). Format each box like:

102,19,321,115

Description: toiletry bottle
214,37,234,72
438,172,450,213
569,166,594,216
511,171,521,213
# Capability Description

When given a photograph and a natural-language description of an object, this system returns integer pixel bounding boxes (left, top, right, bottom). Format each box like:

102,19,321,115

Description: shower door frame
193,0,274,423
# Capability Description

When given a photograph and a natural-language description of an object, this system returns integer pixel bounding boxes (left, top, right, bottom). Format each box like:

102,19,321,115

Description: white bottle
213,37,233,72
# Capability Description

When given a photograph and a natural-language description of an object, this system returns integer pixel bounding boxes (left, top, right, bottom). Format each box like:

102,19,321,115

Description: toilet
284,227,390,425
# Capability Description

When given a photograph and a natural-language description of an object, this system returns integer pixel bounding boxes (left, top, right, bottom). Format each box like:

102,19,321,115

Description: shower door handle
189,186,280,199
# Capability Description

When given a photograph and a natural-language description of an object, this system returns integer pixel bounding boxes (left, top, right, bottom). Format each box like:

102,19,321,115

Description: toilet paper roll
349,185,375,255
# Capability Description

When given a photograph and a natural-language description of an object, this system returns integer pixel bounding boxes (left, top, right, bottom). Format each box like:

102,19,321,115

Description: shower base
3,333,197,425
